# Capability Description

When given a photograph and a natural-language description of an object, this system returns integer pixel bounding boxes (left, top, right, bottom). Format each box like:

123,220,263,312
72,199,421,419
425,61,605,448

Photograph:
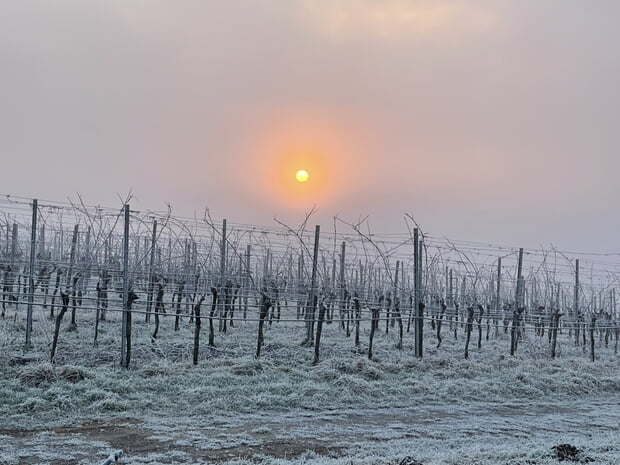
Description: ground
1,307,619,464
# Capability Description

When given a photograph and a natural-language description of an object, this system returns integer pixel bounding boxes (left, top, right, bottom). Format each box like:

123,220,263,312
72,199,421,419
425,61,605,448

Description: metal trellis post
121,204,130,368
25,199,37,347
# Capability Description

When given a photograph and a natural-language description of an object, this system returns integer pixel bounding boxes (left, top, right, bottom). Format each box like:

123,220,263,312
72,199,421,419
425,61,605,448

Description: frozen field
1,308,619,464
2,397,620,465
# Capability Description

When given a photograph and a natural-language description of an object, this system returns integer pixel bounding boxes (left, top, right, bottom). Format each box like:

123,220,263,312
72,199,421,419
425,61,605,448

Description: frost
1,308,619,464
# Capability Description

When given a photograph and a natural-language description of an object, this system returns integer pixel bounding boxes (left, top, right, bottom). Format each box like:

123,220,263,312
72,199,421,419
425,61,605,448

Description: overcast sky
1,1,619,251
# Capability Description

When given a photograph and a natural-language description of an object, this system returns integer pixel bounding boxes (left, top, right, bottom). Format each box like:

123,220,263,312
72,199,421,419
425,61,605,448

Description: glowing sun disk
296,169,309,182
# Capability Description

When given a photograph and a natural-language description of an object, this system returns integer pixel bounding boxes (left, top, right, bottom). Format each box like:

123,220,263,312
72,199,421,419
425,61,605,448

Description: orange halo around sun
240,109,371,209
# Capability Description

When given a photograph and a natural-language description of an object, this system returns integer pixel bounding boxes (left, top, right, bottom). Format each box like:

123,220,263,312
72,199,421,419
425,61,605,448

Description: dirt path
2,396,620,464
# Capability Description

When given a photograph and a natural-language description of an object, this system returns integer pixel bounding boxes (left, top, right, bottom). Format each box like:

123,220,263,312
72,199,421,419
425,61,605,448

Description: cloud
298,0,497,42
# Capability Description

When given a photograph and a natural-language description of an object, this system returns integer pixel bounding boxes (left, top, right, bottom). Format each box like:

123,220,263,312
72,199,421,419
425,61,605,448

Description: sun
295,169,309,182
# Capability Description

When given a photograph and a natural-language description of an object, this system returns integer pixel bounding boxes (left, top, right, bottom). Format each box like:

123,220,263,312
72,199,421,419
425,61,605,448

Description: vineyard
2,195,620,465
1,195,618,367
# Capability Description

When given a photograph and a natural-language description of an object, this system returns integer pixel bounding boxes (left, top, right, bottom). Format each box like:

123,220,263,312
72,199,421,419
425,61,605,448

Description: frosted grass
1,309,619,464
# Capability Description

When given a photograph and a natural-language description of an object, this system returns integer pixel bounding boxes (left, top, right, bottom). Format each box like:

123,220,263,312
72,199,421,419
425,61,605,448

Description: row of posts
21,201,133,368
303,224,425,357
19,198,427,362
20,198,590,363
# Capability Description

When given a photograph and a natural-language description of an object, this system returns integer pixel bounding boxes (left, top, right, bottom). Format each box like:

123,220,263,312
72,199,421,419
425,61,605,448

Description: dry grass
18,364,57,387
18,363,90,387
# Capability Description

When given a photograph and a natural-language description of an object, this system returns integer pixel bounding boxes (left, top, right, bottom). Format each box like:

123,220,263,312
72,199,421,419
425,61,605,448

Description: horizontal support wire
1,194,619,364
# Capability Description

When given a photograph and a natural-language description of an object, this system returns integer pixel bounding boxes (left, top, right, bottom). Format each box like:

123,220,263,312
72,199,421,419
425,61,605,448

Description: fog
1,1,619,251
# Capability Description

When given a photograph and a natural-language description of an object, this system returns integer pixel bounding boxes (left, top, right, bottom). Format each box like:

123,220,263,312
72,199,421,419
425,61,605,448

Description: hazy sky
1,1,619,251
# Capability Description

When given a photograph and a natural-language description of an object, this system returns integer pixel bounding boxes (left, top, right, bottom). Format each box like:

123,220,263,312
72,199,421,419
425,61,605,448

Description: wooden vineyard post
145,220,157,323
419,238,425,354
339,241,346,333
48,259,61,319
65,224,79,330
244,245,250,320
496,257,502,338
304,225,320,346
394,260,403,349
121,204,130,369
486,274,492,340
11,223,18,281
25,199,37,348
414,228,424,358
330,257,336,324
38,224,52,313
436,300,446,348
368,308,380,360
460,276,466,325
612,288,618,355
590,314,597,362
400,265,406,339
296,252,303,319
574,259,580,346
174,280,185,332
208,287,217,346
81,227,90,312
385,260,391,336
354,296,361,346
413,228,419,355
444,265,449,314
477,304,484,349
464,306,474,359
166,236,172,276
511,248,523,356
219,219,227,332
550,309,562,358
367,264,373,324
450,269,457,339
549,283,559,344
